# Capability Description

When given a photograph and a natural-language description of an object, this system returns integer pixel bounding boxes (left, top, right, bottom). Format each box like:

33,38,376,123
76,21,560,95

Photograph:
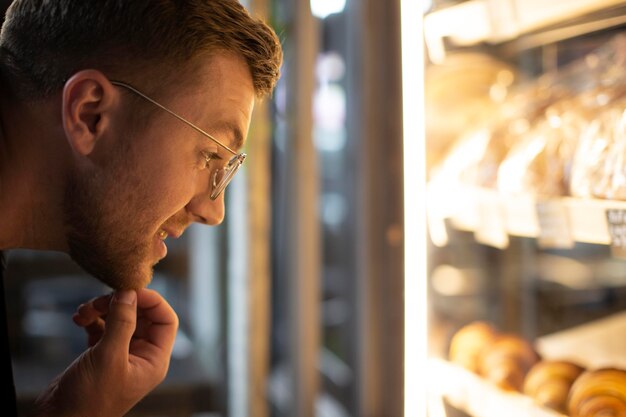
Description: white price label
536,200,574,249
606,209,626,258
475,190,508,249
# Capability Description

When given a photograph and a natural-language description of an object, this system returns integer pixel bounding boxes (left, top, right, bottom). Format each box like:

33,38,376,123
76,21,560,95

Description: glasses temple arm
110,80,238,155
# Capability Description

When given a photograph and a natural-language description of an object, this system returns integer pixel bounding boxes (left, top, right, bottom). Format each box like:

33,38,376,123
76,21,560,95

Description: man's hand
34,289,178,417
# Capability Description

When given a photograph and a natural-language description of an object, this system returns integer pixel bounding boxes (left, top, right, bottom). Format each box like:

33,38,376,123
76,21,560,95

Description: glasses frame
110,80,247,200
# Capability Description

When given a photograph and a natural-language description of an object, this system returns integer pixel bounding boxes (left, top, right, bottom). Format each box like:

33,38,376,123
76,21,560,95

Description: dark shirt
1,252,18,416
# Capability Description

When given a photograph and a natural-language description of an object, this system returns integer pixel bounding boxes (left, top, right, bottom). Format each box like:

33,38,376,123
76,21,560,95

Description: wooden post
282,0,321,416
242,1,275,416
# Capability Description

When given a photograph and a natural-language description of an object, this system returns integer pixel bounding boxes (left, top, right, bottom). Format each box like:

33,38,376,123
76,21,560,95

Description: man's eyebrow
212,121,245,152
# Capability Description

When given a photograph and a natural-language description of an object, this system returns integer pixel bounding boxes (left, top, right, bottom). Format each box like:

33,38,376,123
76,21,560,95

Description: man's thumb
100,290,137,351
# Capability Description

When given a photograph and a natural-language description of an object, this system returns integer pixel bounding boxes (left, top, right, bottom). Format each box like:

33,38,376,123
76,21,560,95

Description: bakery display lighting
401,0,427,416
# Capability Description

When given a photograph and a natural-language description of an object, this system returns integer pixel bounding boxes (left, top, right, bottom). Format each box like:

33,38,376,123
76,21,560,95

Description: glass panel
422,4,626,416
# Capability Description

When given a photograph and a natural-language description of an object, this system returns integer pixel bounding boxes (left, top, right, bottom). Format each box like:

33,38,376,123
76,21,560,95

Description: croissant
449,321,498,373
478,333,541,392
568,368,626,417
523,360,585,413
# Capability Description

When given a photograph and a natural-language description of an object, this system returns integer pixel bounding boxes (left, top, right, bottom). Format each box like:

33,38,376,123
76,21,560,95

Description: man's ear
62,70,118,156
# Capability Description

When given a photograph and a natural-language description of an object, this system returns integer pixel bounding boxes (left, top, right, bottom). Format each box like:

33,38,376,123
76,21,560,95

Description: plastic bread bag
602,110,626,200
497,93,588,197
474,81,562,190
499,34,626,198
570,91,626,200
428,75,552,191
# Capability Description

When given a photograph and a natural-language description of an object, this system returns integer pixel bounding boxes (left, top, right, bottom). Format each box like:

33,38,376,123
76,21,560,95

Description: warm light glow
423,1,491,63
310,0,346,19
401,1,428,417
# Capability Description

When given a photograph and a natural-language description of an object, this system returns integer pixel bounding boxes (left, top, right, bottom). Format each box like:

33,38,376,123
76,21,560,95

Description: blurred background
5,0,626,416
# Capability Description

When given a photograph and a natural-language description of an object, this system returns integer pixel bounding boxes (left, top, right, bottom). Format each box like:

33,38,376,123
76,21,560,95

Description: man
0,1,282,416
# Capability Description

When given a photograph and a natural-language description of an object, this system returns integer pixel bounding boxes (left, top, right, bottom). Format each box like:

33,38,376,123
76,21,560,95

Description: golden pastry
449,321,498,373
523,360,585,413
478,333,541,392
568,368,626,417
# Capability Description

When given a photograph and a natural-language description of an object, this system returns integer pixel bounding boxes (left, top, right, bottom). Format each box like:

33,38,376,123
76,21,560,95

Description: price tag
536,200,574,249
606,209,626,258
475,190,508,249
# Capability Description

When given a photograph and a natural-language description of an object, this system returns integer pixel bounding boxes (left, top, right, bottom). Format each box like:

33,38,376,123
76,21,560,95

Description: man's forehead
186,52,254,150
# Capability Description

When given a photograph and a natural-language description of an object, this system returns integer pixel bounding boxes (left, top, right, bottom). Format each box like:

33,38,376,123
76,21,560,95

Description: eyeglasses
110,80,246,200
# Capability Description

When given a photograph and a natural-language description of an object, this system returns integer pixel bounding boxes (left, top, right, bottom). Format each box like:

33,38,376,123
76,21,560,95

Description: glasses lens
210,154,246,200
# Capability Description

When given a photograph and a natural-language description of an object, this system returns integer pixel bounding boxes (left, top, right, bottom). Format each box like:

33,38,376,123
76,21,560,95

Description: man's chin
111,268,154,290
71,255,154,290
105,263,155,290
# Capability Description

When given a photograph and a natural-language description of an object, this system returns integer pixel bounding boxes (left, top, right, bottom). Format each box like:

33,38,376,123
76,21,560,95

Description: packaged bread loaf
570,87,626,200
496,90,587,197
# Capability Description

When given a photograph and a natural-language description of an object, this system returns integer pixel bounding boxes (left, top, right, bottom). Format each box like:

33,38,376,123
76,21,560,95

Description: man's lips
157,227,184,240
155,226,185,261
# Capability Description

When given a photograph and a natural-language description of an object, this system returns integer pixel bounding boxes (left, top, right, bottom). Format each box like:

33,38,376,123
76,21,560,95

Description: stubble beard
63,159,157,290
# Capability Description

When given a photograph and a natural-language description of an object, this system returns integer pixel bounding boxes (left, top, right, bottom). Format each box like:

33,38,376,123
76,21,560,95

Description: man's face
64,53,255,290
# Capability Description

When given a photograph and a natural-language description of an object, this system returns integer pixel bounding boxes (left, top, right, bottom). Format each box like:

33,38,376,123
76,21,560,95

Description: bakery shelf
427,313,626,417
536,310,626,370
424,0,626,62
427,358,565,417
428,185,626,250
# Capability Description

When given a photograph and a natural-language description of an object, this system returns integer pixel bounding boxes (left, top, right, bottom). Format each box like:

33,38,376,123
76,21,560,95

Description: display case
422,1,626,416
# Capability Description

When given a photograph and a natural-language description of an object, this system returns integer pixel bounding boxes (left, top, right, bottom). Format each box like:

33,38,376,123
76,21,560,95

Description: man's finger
98,290,138,355
85,318,105,347
136,289,178,351
136,289,177,324
73,294,112,326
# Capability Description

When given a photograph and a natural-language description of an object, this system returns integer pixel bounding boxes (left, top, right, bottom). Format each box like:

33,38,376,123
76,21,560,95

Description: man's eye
200,151,221,169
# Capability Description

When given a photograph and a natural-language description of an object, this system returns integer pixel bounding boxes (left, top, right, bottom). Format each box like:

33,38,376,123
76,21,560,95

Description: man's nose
186,192,225,225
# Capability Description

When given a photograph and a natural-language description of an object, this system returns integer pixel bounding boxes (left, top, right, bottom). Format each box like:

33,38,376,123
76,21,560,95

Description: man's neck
0,95,69,252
